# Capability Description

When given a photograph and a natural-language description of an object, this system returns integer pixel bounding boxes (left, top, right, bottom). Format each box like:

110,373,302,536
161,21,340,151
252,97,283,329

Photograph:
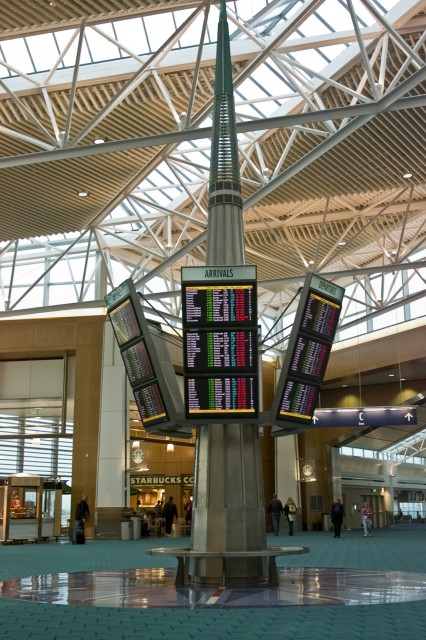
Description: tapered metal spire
191,0,266,585
206,0,245,265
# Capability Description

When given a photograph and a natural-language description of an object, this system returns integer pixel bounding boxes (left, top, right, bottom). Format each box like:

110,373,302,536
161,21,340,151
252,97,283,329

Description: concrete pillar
96,321,128,537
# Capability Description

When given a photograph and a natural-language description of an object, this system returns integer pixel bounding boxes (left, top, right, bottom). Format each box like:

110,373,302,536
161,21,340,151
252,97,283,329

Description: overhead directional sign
310,407,417,428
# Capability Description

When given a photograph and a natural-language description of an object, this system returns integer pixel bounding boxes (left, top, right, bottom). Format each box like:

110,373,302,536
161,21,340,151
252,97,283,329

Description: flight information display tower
182,266,258,423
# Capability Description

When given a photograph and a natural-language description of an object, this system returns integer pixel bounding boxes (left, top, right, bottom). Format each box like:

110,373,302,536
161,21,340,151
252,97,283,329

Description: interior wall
0,315,105,539
342,487,386,530
297,324,426,530
2,313,424,537
260,362,277,528
326,324,426,382
0,359,64,399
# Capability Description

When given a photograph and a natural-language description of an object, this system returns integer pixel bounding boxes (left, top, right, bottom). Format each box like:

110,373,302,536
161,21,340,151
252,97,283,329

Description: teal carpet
0,526,424,640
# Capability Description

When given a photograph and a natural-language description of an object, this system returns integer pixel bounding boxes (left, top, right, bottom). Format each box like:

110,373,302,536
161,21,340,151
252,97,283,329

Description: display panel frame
105,279,187,433
288,334,332,383
276,377,321,423
181,265,259,424
108,297,142,348
133,381,168,427
299,290,342,343
184,327,258,374
185,374,258,422
182,282,257,328
121,339,154,387
270,274,344,429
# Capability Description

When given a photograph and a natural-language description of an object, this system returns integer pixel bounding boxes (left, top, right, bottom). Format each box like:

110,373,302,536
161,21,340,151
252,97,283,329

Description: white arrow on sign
405,412,414,421
312,416,319,424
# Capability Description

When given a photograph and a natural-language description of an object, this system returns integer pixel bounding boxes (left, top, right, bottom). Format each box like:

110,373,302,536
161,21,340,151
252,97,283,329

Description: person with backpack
330,497,345,538
284,497,297,536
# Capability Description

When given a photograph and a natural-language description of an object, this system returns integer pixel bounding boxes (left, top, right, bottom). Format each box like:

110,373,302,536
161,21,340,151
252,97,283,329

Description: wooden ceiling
0,1,425,287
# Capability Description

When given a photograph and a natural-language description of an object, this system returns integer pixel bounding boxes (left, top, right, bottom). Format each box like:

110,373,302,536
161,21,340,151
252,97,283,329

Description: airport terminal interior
1,0,426,638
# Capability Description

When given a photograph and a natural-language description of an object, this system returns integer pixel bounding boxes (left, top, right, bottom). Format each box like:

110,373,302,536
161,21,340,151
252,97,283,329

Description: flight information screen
272,274,345,428
289,335,330,382
108,298,141,347
301,292,341,342
185,375,257,419
184,329,257,373
133,382,168,427
278,378,321,422
182,267,259,423
105,278,188,432
121,340,154,386
183,283,256,327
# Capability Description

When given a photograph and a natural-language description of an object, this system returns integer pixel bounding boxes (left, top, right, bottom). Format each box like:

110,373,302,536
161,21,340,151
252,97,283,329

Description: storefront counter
0,518,39,542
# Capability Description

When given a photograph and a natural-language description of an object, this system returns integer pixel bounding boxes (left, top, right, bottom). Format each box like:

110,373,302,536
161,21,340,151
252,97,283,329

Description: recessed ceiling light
400,378,406,382
93,137,106,144
388,373,395,377
342,384,348,387
403,172,413,179
338,241,346,246
77,190,89,197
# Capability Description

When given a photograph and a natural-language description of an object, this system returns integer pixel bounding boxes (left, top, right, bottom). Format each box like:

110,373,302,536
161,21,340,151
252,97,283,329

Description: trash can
120,520,132,540
322,513,331,532
130,516,141,539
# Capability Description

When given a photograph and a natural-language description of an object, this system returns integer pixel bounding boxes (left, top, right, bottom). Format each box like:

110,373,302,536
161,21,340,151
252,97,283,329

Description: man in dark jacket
162,496,178,536
267,494,284,536
330,497,344,538
72,494,90,543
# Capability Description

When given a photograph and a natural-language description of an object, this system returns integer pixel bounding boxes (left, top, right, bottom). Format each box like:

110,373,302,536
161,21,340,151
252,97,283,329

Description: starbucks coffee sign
130,474,194,486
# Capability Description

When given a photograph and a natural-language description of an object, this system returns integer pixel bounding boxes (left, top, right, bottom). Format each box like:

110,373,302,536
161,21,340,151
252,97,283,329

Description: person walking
283,497,297,536
267,493,284,536
162,496,178,537
185,497,193,533
330,497,344,538
72,494,90,544
362,502,373,536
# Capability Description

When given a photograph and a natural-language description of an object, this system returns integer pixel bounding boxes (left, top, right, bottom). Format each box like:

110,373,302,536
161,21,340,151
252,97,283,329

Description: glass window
25,33,59,72
316,0,354,31
371,307,404,331
177,12,210,48
11,286,44,310
1,39,34,75
113,18,148,56
143,14,177,52
48,284,79,305
85,27,121,63
0,359,73,484
54,30,92,67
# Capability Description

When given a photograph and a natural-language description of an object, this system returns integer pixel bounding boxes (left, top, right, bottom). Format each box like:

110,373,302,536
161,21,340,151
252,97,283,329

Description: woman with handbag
362,502,373,537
